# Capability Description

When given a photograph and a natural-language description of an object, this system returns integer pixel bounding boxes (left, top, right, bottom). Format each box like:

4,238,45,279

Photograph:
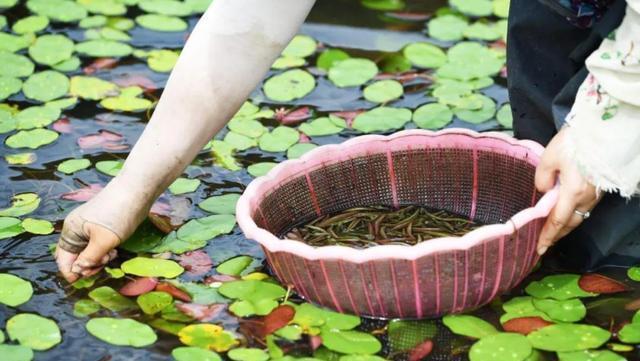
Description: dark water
0,0,638,360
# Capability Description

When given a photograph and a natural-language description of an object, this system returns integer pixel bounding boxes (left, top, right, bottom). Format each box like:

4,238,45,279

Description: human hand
535,127,602,255
55,205,121,283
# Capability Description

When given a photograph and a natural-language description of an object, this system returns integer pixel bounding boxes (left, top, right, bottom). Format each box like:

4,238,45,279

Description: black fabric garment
507,0,640,270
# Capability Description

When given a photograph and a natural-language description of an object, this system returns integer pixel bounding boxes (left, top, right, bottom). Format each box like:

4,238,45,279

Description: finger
537,191,576,254
54,246,80,283
71,229,119,273
535,158,557,193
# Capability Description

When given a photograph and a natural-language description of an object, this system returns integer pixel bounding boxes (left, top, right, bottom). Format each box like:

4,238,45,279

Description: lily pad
95,160,123,176
469,333,532,361
121,257,184,278
403,42,447,69
172,347,222,361
361,0,405,11
463,22,503,41
627,266,640,281
4,153,37,165
454,94,496,124
0,273,33,307
526,274,598,300
282,35,317,58
136,14,188,32
79,15,107,28
263,69,316,102
75,39,133,57
0,217,25,239
352,107,411,133
320,329,381,355
413,103,453,129
532,298,586,323
228,348,269,361
89,286,138,311
258,126,299,152
0,52,35,78
0,0,17,8
21,218,54,235
248,162,277,177
101,94,153,112
436,42,504,81
139,0,192,16
557,350,626,361
176,214,236,243
496,103,513,128
12,15,49,34
178,324,239,352
73,299,101,317
168,177,201,195
22,71,70,103
272,56,306,70
57,158,91,174
0,76,21,101
0,193,40,217
317,49,350,71
363,80,403,103
617,322,640,343
228,118,267,138
147,49,179,72
442,314,499,339
0,344,34,361
328,58,378,88
224,131,256,150
137,291,173,315
216,256,253,276
527,324,610,352
7,313,61,351
69,76,119,100
185,0,213,13
79,0,127,16
86,318,157,347
29,35,74,66
287,143,317,159
451,0,493,16
199,193,241,214
428,15,469,42
26,0,88,22
15,105,61,130
299,115,346,136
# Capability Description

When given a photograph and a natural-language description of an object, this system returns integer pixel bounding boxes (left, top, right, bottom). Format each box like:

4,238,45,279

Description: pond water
1,0,639,360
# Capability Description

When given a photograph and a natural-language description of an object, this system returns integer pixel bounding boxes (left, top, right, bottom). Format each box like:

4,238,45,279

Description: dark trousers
507,0,640,270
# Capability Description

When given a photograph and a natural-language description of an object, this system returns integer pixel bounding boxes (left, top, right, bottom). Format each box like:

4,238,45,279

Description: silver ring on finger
574,209,591,220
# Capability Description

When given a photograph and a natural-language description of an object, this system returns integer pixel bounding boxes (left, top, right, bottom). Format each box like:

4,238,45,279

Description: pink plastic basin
236,129,559,319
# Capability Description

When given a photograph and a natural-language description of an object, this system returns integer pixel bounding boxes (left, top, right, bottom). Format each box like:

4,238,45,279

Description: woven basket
237,129,558,319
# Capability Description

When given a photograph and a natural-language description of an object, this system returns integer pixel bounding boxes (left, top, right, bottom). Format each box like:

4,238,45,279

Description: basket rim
236,128,559,263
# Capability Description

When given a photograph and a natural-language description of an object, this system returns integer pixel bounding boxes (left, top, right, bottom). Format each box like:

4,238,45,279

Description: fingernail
537,246,548,255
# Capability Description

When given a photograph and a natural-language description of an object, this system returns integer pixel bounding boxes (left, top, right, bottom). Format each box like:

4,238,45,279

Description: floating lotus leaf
282,35,317,58
216,256,253,276
228,348,269,361
352,107,411,133
137,291,173,315
433,81,474,106
172,347,222,361
363,80,403,103
618,322,640,343
69,76,119,100
0,0,17,8
527,324,610,352
0,217,24,239
185,0,213,13
228,118,267,138
79,15,107,28
360,0,405,11
96,160,123,176
328,58,378,88
21,218,54,235
105,267,125,279
210,139,241,171
428,15,469,42
72,274,98,289
28,35,74,66
0,273,33,307
526,274,598,300
0,344,33,361
284,143,315,160
451,0,493,16
469,333,532,361
87,318,157,347
463,22,503,41
299,115,346,136
247,162,277,177
0,193,40,217
178,324,239,352
57,158,91,174
500,296,553,323
0,108,15,133
275,325,303,341
219,280,286,302
7,313,61,351
263,69,316,102
147,49,179,72
52,56,81,72
436,42,504,81
6,128,59,149
12,15,49,34
340,356,386,361
22,71,70,103
15,105,60,129
292,302,361,331
199,193,241,214
493,0,510,18
442,314,499,339
321,329,381,355
0,15,5,28
454,94,496,123
224,131,256,151
101,94,153,112
121,257,184,278
151,231,206,255
496,103,513,128
176,214,236,243
78,0,127,16
272,56,306,70
0,52,34,78
532,298,586,323
136,14,188,32
413,103,453,129
26,0,88,22
0,76,21,101
317,49,350,71
557,350,625,361
168,177,201,195
403,42,447,69
89,286,138,311
85,27,131,42
174,281,228,305
379,53,411,73
75,39,133,57
628,266,640,281
387,319,437,352
73,299,101,317
258,126,299,152
4,153,37,165
139,0,192,16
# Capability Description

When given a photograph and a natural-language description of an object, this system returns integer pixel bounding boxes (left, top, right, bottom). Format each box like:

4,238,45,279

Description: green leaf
493,0,510,17
210,139,241,171
148,318,187,336
618,322,640,343
0,33,35,54
136,14,188,32
161,302,195,322
216,256,253,276
121,257,184,278
299,115,346,137
0,76,21,101
469,333,532,361
26,0,88,22
363,80,403,103
0,217,24,239
137,291,173,315
106,16,135,31
442,314,499,339
526,274,598,300
352,106,411,133
147,49,179,72
4,153,37,165
403,42,447,69
228,118,267,138
7,313,61,351
320,329,381,355
287,143,317,159
360,0,405,11
178,324,238,352
0,52,35,78
248,162,277,177
29,35,74,66
86,317,157,347
527,324,610,352
463,22,503,41
172,347,222,361
22,71,70,103
0,108,16,133
12,15,49,35
139,0,192,16
104,267,125,279
79,0,127,15
263,69,316,102
72,274,98,289
174,281,229,305
75,39,133,57
168,177,201,195
100,93,153,112
282,35,317,58
228,348,269,361
73,299,101,317
275,325,303,341
557,350,626,361
224,131,256,150
176,214,236,243
339,356,386,361
532,298,586,323
271,56,306,70
96,160,123,176
79,15,107,28
627,266,640,281
500,296,552,323
0,193,40,217
0,273,33,307
317,49,350,71
69,76,119,100
219,280,286,301
454,94,496,124
428,15,469,42
57,158,91,174
0,344,34,361
496,103,513,128
436,42,504,81
199,193,241,214
258,126,300,152
387,319,437,352
15,105,60,130
0,0,17,8
413,103,453,129
380,53,411,73
151,231,206,255
21,218,54,235
451,0,493,16
120,221,164,252
185,0,213,13
328,58,378,88
89,286,138,311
